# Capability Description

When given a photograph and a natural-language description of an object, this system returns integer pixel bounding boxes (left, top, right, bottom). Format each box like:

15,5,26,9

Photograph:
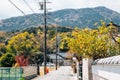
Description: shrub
0,53,16,67
18,77,25,80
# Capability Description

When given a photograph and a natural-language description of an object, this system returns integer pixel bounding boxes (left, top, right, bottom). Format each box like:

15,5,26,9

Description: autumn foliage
62,25,120,59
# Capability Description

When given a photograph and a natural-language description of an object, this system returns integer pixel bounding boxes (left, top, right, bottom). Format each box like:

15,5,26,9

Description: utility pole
56,26,58,70
39,0,48,75
44,0,47,75
39,0,51,75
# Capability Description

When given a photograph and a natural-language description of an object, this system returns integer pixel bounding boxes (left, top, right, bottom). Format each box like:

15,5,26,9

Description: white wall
92,65,120,80
82,58,93,80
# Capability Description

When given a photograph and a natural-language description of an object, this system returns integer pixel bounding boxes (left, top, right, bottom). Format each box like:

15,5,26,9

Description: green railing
0,67,22,80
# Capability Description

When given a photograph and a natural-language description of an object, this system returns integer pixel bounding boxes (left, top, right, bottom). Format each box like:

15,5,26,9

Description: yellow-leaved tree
6,32,40,66
6,31,40,55
63,25,119,59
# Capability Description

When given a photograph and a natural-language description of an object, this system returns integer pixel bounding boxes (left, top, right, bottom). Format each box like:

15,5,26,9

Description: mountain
0,6,120,32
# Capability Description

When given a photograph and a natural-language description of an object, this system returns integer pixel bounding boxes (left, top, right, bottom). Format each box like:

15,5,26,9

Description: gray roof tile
93,55,120,65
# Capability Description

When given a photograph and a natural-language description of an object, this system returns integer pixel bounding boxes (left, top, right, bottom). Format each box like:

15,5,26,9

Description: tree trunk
37,65,40,75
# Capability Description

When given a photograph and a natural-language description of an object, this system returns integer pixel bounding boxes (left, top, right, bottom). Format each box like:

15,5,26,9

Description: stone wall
22,66,37,80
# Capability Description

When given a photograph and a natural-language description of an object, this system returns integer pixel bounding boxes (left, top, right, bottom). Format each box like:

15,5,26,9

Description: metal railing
0,67,22,80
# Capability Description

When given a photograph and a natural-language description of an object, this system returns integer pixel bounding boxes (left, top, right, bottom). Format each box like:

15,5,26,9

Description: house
48,52,72,66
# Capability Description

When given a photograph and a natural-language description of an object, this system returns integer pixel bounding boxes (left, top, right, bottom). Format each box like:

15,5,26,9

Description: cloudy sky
0,0,120,20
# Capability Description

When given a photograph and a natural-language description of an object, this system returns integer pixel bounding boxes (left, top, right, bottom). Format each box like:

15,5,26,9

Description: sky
0,0,120,20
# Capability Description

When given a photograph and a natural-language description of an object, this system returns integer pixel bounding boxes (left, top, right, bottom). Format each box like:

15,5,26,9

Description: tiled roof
92,55,120,65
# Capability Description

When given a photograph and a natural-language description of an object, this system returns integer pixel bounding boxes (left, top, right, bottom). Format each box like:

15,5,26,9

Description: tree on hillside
36,31,56,54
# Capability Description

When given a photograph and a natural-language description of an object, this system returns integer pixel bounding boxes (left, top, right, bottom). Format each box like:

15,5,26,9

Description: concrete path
32,66,77,80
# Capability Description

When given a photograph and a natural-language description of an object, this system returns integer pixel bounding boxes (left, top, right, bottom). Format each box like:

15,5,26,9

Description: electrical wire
9,0,25,15
8,0,39,28
23,0,35,13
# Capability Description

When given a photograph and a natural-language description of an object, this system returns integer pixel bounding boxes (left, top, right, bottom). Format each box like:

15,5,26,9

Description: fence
0,67,22,80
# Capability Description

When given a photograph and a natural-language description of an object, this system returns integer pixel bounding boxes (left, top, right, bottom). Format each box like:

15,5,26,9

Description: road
32,66,77,80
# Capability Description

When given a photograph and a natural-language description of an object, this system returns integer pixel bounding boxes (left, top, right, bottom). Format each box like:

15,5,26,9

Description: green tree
29,52,52,65
0,53,16,67
0,43,6,56
59,33,70,52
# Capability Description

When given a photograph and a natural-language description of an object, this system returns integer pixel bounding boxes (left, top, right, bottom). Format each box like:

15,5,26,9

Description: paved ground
32,66,77,80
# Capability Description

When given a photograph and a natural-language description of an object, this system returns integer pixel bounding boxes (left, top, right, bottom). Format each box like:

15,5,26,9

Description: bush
18,77,25,80
0,53,16,67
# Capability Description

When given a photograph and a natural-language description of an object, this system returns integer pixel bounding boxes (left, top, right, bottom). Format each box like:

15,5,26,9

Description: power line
23,0,35,13
8,0,25,15
8,0,40,29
